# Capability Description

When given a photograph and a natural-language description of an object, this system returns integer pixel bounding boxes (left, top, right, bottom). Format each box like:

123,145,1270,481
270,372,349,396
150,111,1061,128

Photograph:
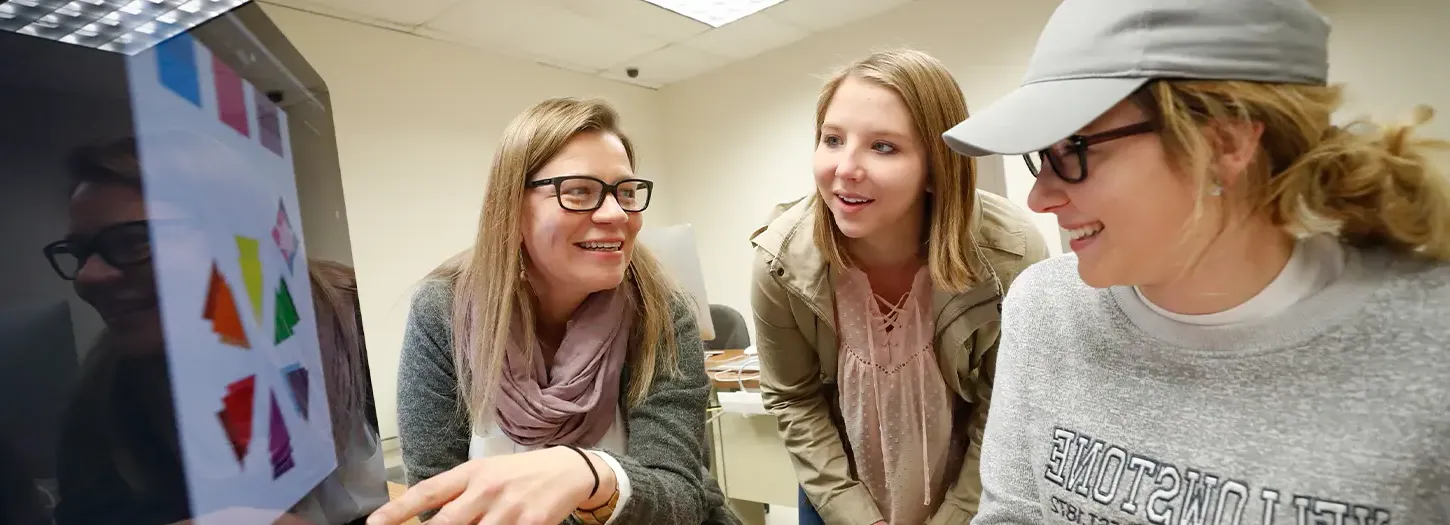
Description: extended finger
366,471,469,525
429,481,502,525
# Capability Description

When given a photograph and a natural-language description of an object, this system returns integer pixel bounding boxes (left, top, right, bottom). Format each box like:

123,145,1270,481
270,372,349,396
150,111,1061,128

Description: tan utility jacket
748,191,1048,525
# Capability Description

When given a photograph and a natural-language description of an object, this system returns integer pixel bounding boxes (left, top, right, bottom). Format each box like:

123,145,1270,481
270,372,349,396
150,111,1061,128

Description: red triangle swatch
203,262,250,349
217,375,256,465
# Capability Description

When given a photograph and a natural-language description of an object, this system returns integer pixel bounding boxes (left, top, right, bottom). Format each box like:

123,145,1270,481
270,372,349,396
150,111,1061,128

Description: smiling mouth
837,194,874,205
1066,223,1104,241
577,241,623,252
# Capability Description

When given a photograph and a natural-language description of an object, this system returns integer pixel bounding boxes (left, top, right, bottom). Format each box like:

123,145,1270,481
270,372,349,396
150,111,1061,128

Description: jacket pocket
939,298,1003,402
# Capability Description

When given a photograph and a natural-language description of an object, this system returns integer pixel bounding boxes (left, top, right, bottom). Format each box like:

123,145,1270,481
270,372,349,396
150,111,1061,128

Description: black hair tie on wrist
558,444,600,500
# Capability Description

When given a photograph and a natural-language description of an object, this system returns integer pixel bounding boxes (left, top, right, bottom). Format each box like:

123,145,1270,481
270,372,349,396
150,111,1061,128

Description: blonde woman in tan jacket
749,49,1049,525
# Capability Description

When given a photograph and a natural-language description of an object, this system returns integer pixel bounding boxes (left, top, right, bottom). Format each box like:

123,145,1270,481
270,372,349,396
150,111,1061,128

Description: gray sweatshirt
974,247,1450,525
397,279,740,525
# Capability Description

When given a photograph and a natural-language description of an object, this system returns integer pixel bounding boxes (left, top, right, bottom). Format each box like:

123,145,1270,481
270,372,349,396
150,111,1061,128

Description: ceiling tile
679,11,809,60
545,0,710,41
413,26,602,75
602,44,730,87
263,0,463,28
762,0,914,32
421,0,670,72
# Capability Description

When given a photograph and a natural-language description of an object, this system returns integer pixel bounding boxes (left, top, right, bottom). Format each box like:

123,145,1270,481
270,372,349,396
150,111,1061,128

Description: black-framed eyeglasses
1023,121,1157,183
526,175,653,212
43,219,154,280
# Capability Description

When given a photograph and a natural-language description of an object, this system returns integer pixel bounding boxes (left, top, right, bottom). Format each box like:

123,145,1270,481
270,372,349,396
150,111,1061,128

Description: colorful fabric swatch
258,95,285,157
282,363,310,420
156,33,201,107
213,54,249,137
203,262,250,349
274,277,300,345
268,390,296,479
218,376,256,465
271,200,298,275
236,236,264,323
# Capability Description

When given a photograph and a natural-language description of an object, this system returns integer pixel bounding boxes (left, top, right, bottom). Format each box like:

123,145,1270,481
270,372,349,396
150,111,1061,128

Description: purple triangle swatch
282,363,310,420
268,390,296,479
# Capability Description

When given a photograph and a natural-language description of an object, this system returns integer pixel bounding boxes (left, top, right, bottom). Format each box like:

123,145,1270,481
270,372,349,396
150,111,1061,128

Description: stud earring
1209,181,1224,197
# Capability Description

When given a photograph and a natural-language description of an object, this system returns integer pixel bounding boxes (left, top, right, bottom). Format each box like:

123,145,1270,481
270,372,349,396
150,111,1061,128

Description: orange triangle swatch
203,262,251,349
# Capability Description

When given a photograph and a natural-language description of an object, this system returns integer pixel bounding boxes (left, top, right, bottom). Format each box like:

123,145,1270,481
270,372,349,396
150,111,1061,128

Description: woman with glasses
373,98,739,525
750,49,1049,525
943,0,1450,522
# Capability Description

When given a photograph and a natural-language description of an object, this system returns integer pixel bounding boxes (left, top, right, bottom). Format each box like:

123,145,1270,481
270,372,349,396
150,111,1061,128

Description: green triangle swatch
274,277,300,344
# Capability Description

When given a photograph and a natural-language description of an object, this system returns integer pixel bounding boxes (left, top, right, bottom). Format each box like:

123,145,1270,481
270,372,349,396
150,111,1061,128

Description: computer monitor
637,223,717,342
0,2,384,524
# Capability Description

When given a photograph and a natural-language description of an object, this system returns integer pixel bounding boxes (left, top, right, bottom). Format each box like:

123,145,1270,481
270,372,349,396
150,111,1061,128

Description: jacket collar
749,193,1007,334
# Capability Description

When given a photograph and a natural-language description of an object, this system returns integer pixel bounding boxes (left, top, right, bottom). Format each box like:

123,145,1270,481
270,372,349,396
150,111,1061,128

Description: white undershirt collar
1134,235,1346,327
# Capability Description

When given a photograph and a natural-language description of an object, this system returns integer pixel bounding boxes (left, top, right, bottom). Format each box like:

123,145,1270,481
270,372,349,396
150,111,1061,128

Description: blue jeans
798,486,825,525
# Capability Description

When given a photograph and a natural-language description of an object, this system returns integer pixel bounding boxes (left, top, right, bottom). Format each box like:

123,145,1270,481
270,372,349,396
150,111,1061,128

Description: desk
706,349,759,390
705,350,797,525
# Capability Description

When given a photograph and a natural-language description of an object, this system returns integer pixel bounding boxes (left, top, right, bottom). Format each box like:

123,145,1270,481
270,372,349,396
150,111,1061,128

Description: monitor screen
0,3,385,525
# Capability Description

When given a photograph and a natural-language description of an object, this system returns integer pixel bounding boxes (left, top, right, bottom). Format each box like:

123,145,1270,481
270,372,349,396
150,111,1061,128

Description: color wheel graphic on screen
201,200,307,479
141,27,336,515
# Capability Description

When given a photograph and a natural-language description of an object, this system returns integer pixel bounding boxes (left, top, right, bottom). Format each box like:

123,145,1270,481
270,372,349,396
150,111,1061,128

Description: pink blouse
836,266,962,525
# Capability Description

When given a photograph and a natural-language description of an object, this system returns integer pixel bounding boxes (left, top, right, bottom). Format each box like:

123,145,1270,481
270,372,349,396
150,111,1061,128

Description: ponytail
1151,80,1450,261
1270,106,1450,259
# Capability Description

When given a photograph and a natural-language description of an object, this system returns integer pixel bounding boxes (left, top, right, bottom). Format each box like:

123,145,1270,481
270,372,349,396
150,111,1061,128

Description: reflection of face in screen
47,139,213,357
48,140,193,525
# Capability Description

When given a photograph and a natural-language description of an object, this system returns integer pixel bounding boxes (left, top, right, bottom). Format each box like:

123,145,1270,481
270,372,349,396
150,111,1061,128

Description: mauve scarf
494,287,634,447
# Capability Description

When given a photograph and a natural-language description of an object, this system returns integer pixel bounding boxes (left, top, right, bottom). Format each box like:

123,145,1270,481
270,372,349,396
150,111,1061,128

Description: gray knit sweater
975,247,1450,524
397,279,739,525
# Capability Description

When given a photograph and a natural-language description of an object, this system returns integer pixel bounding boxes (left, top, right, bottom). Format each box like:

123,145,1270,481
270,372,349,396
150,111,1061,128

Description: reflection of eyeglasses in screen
526,175,654,212
43,220,154,280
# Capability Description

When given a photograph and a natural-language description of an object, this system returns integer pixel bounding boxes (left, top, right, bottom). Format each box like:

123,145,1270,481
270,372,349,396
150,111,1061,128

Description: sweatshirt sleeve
972,270,1047,524
396,280,472,487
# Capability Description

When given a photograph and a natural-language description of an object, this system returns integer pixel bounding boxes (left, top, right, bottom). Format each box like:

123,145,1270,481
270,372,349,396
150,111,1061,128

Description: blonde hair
430,98,680,425
1144,80,1450,260
811,49,981,292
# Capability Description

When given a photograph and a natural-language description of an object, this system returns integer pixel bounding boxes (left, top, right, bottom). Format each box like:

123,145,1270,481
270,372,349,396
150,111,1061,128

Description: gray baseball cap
942,0,1332,157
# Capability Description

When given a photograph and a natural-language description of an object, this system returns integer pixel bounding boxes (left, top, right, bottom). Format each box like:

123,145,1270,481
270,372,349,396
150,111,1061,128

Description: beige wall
262,4,672,440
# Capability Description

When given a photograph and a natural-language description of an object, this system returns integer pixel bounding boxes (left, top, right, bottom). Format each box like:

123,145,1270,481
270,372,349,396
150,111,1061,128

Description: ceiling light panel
0,0,249,55
639,0,787,28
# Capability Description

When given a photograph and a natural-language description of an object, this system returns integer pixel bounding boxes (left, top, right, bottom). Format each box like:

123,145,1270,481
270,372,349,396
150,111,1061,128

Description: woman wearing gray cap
942,0,1450,523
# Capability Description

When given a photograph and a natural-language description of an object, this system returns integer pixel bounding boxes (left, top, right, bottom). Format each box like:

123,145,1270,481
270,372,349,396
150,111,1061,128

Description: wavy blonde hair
1142,80,1450,260
430,98,680,424
811,49,982,292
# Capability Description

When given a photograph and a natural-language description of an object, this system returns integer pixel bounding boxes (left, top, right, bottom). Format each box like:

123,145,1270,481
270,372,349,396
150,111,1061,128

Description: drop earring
1209,181,1224,197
